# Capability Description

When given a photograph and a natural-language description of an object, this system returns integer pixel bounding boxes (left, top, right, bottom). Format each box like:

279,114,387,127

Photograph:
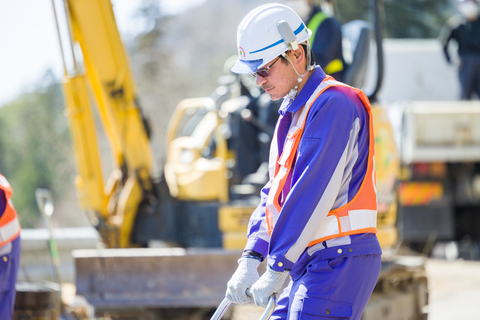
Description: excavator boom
58,0,154,247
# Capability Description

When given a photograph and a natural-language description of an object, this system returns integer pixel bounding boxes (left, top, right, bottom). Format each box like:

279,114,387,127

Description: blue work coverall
0,189,20,320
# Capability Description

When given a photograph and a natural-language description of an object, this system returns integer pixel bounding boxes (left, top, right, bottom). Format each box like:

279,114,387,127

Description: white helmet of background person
231,3,313,75
458,0,479,21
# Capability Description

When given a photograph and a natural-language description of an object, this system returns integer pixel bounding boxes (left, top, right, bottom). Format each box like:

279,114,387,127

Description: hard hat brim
231,58,264,75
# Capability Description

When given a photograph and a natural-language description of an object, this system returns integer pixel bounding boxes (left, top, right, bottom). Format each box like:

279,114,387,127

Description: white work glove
226,256,261,304
249,266,290,308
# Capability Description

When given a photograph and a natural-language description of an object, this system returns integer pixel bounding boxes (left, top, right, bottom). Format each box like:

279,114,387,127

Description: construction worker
226,4,381,319
286,0,345,81
0,174,21,319
441,0,480,100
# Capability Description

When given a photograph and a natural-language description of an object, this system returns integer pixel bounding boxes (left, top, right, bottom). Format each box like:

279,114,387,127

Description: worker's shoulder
322,84,363,106
318,15,342,30
446,15,466,30
310,84,364,116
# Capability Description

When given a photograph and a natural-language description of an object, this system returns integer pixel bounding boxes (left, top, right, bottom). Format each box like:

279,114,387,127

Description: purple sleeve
243,180,271,259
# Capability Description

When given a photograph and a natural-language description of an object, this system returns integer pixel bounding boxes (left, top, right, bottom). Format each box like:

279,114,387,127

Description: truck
45,0,429,319
396,100,480,259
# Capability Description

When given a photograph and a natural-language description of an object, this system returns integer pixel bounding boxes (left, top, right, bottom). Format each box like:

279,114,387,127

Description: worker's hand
249,266,289,308
226,256,261,304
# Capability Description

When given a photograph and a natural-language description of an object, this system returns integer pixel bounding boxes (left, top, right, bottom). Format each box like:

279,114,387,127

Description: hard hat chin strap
277,21,316,99
282,49,315,100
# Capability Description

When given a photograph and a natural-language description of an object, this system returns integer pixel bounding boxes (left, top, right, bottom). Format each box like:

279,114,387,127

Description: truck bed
399,101,480,163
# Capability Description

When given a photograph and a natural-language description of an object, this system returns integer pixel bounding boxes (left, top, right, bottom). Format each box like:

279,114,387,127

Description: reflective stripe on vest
265,76,377,246
0,174,21,247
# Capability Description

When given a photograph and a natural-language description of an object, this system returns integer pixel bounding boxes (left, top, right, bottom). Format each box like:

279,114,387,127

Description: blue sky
0,0,206,106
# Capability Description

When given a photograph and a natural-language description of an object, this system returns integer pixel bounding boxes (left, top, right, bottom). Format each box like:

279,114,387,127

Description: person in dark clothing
286,0,345,81
441,0,480,100
305,0,345,82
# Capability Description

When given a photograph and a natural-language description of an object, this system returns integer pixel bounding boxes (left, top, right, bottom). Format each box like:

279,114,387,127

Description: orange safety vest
265,76,377,247
0,174,21,247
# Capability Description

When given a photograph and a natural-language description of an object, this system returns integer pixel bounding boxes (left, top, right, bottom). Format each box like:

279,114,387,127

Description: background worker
286,0,345,81
226,4,381,319
441,0,480,100
0,174,21,320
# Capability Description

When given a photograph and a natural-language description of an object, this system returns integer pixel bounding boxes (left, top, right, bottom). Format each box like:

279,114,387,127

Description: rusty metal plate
73,248,242,309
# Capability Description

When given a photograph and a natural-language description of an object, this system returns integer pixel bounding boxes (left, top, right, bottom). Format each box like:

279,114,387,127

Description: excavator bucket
73,248,240,309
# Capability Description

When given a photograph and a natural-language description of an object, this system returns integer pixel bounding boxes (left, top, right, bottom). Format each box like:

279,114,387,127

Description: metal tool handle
210,295,276,320
259,294,277,320
210,298,232,320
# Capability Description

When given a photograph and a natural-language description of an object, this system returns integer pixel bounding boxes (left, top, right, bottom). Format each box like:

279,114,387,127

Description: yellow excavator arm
56,0,154,247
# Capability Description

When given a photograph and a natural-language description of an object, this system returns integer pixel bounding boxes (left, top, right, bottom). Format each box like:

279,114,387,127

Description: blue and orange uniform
243,68,381,319
0,174,21,320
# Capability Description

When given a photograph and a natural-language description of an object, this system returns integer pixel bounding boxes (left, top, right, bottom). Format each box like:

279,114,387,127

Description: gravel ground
60,256,480,319
231,304,265,320
231,258,480,320
426,258,480,320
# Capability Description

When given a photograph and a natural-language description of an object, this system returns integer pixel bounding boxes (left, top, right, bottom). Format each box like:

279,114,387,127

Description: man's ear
293,47,305,65
293,48,302,60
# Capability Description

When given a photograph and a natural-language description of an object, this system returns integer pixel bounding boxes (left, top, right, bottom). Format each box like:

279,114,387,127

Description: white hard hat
231,3,312,75
458,0,479,20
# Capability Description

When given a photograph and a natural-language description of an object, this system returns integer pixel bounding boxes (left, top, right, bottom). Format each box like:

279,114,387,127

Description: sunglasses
250,57,281,78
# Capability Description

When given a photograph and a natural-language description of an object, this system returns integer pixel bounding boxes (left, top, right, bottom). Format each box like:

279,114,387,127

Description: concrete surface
17,227,480,319
232,258,480,320
18,227,100,283
426,258,480,320
372,39,461,104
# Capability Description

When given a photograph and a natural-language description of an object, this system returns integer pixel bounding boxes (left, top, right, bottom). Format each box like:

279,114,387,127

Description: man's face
254,53,299,101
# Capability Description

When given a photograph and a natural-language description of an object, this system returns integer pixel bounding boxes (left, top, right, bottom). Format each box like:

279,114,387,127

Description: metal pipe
50,0,68,74
210,295,277,320
61,0,80,75
210,298,232,320
367,0,385,102
260,295,277,320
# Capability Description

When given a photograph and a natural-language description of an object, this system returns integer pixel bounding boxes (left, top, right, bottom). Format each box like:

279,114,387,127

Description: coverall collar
279,67,326,116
